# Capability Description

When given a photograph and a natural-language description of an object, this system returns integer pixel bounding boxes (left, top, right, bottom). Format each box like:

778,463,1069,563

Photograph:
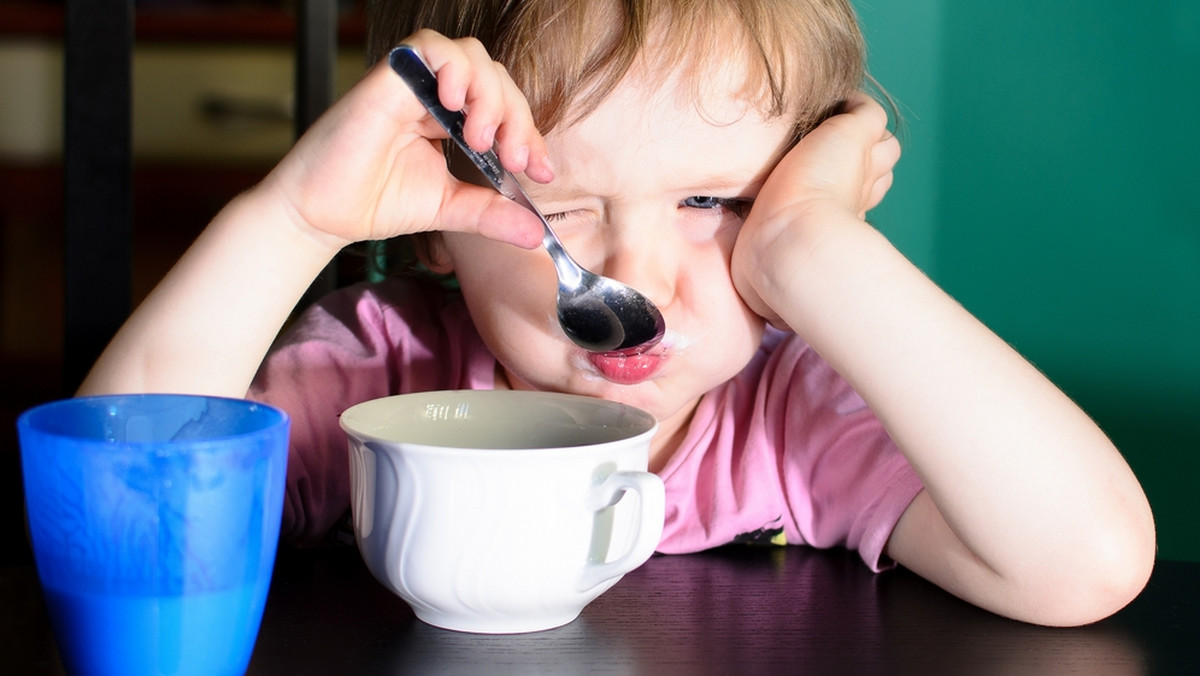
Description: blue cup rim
18,393,290,450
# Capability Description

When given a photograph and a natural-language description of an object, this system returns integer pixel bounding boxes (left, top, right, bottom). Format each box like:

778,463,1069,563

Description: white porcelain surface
341,390,664,634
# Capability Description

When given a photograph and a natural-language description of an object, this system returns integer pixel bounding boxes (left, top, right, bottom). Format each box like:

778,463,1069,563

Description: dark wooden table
3,545,1197,674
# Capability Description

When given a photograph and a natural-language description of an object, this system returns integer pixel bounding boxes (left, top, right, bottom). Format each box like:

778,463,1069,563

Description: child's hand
260,29,553,252
731,93,900,330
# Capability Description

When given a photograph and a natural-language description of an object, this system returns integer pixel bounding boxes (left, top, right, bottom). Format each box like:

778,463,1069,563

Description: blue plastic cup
18,394,290,676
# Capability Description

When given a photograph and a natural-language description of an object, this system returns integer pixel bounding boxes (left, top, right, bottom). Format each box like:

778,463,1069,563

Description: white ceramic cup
341,390,664,634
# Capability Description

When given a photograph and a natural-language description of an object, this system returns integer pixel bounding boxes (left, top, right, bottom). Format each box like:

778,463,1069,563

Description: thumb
436,182,545,250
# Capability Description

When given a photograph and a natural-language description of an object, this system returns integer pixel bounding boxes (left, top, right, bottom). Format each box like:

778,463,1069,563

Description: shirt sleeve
248,284,401,546
658,331,923,572
764,334,924,571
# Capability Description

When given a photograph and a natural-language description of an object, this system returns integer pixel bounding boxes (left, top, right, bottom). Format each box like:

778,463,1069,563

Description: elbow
1026,504,1157,627
1079,508,1157,626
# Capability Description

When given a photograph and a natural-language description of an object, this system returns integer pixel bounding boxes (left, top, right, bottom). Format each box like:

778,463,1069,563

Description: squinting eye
542,209,598,229
684,196,724,209
682,196,752,218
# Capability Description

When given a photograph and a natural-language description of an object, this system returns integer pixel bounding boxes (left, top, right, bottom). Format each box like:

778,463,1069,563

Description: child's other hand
731,93,900,330
260,29,553,253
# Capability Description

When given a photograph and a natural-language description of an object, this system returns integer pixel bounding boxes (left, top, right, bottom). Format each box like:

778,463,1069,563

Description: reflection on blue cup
18,394,290,676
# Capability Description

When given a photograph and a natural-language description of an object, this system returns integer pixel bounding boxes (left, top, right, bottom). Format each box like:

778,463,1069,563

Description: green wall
854,1,1200,561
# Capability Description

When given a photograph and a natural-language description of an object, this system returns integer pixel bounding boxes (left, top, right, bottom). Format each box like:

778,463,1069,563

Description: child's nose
596,218,681,310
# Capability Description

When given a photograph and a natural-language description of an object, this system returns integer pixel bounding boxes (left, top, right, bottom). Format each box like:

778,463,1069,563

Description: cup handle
577,470,665,592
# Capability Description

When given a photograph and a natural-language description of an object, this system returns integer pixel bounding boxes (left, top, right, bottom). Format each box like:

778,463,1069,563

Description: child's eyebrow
527,172,768,199
659,172,770,198
525,180,764,206
677,156,784,193
684,175,767,194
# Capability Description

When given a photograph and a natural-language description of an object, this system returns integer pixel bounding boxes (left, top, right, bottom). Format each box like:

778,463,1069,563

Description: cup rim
17,393,290,450
340,389,658,454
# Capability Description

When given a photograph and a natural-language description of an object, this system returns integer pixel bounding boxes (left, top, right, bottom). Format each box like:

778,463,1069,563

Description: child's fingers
827,92,899,217
427,40,497,147
491,67,555,183
399,32,504,150
452,38,509,152
436,181,546,249
840,90,891,130
861,132,900,216
402,31,553,183
401,30,471,109
861,170,895,219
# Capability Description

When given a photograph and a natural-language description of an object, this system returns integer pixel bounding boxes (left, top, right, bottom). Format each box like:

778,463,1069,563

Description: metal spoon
389,46,666,354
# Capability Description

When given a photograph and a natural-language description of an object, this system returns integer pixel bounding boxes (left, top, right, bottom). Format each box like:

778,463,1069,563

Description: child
79,0,1154,626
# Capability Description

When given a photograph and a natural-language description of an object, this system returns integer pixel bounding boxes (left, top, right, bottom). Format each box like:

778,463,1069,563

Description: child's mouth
586,350,665,385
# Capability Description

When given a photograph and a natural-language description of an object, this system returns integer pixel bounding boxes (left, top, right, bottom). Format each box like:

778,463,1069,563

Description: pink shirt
250,278,922,571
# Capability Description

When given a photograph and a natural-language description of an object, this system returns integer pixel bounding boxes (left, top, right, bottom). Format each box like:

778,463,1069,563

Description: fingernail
481,125,498,149
534,154,556,182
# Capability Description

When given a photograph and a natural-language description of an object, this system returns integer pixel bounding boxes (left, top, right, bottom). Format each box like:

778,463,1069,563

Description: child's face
437,64,796,437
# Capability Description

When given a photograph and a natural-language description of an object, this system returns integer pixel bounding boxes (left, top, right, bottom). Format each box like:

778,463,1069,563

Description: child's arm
733,94,1155,627
78,31,552,398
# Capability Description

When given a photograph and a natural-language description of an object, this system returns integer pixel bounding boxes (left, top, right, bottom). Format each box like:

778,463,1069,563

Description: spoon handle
388,47,507,190
388,45,580,282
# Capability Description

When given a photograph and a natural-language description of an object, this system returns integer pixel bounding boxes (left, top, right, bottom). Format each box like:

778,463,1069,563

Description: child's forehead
533,77,795,201
565,57,774,137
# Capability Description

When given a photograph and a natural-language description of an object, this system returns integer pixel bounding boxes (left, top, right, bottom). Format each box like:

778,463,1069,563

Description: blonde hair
367,0,867,140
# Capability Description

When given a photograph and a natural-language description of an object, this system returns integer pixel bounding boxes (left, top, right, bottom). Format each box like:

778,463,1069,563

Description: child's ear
416,233,455,275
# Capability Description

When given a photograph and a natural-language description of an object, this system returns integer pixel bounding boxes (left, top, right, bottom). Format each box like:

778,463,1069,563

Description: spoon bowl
390,46,666,354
